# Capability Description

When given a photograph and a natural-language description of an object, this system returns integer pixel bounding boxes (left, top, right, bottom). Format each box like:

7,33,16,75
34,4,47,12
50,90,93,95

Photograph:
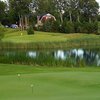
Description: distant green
0,64,100,100
0,28,100,49
2,29,67,43
1,28,100,43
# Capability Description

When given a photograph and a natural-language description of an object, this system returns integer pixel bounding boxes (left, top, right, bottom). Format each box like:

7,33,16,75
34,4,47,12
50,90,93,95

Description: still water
0,48,100,67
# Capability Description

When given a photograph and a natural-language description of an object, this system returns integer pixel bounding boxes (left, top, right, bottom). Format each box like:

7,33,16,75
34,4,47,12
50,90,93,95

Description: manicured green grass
2,29,67,43
2,28,100,43
0,64,100,100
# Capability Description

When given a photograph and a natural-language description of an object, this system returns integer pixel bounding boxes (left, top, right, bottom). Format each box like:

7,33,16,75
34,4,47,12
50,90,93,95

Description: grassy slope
2,29,67,43
0,28,100,49
0,64,100,100
2,28,100,43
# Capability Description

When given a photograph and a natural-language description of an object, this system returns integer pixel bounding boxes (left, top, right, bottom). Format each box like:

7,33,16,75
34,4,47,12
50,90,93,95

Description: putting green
0,70,100,100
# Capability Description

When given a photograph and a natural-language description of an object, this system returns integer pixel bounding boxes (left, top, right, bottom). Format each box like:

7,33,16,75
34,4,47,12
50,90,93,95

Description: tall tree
80,0,99,22
53,0,67,23
35,0,55,14
9,0,32,30
0,1,6,23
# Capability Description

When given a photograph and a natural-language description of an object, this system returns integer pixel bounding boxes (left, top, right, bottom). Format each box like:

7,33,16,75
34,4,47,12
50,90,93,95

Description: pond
0,48,100,67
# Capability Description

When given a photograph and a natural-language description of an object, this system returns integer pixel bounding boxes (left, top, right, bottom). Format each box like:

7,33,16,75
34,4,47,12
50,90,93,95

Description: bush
66,21,75,33
98,22,100,35
82,22,98,33
74,22,82,33
59,21,67,33
42,20,52,32
27,26,34,35
59,21,75,33
51,21,60,32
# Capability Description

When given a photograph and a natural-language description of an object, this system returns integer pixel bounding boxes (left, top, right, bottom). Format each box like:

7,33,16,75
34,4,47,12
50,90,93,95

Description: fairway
0,64,100,100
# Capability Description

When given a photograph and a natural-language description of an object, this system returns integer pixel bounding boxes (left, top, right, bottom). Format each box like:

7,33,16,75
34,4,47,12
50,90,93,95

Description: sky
96,0,100,6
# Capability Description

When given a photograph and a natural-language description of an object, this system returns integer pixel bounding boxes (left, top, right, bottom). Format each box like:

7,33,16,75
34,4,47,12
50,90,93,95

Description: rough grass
0,64,100,100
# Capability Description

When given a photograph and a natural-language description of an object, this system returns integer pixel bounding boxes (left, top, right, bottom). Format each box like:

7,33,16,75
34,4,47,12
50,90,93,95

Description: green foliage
82,22,98,33
42,20,53,32
0,1,6,22
98,21,100,35
59,22,67,33
27,26,34,35
51,21,60,32
87,22,98,33
3,0,98,34
98,15,100,21
74,22,82,33
73,21,98,34
66,21,75,33
9,0,31,15
37,19,98,34
39,19,60,32
59,21,75,33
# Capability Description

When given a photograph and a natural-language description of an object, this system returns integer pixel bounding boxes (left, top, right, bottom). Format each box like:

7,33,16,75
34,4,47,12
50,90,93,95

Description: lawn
0,64,100,100
2,29,67,43
2,28,100,43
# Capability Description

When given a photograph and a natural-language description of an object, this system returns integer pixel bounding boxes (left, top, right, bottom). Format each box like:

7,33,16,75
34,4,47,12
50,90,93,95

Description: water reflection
26,48,100,66
96,55,100,66
54,50,67,60
71,49,84,59
27,51,37,58
0,48,100,67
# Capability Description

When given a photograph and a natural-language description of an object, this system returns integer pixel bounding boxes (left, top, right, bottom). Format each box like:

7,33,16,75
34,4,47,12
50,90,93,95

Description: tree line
0,0,99,33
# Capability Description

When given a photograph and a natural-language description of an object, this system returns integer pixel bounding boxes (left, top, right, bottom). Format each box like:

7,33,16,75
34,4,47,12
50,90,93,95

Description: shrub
98,22,100,35
82,22,98,34
66,21,75,33
27,26,34,35
51,21,60,32
59,21,75,33
59,22,67,33
42,20,52,32
74,22,82,33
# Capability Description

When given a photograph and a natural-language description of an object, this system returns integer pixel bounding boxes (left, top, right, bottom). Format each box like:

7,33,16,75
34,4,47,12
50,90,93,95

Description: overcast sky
96,0,100,5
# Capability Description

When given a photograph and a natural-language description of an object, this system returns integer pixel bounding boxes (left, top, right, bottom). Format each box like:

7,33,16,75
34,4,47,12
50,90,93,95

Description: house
35,13,56,27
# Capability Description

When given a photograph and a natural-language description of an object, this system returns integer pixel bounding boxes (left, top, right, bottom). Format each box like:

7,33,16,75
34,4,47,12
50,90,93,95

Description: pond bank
0,48,100,67
1,29,100,49
0,40,100,50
